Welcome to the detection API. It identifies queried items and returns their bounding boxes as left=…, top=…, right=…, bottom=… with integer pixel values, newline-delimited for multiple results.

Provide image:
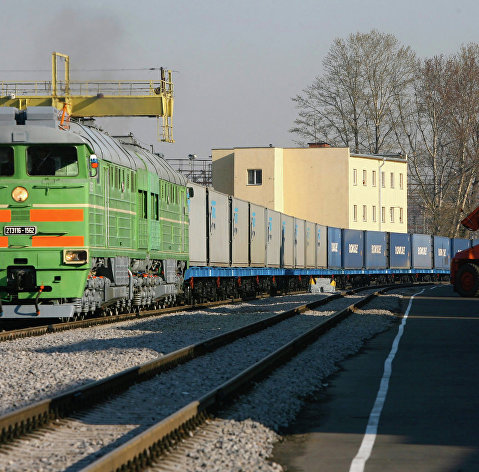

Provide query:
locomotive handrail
left=36, top=231, right=69, bottom=235
left=32, top=184, right=85, bottom=189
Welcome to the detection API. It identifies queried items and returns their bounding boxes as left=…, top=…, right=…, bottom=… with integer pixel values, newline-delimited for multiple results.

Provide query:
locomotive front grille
left=10, top=209, right=30, bottom=221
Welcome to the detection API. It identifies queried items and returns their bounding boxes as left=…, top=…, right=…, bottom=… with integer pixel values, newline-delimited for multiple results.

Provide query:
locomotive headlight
left=12, top=186, right=29, bottom=202
left=63, top=249, right=88, bottom=264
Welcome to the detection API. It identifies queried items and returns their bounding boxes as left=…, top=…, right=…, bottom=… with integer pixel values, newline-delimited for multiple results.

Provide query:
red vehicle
left=451, top=206, right=479, bottom=296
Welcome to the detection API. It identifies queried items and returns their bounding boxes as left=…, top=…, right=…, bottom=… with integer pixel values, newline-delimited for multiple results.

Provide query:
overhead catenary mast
left=0, top=52, right=174, bottom=142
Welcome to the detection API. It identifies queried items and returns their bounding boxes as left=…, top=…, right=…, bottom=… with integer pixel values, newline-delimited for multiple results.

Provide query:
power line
left=0, top=67, right=179, bottom=72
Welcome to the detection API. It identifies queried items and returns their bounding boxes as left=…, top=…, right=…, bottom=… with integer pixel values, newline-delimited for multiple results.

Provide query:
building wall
left=349, top=155, right=408, bottom=232
left=212, top=146, right=408, bottom=233
left=282, top=147, right=350, bottom=228
left=211, top=149, right=234, bottom=195
left=213, top=147, right=284, bottom=211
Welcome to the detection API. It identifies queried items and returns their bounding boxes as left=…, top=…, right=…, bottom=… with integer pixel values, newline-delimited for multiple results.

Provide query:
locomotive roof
left=0, top=106, right=186, bottom=186
left=69, top=122, right=186, bottom=185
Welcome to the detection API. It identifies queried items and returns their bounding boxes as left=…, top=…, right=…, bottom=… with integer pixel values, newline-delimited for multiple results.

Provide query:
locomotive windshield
left=27, top=145, right=78, bottom=176
left=0, top=147, right=14, bottom=176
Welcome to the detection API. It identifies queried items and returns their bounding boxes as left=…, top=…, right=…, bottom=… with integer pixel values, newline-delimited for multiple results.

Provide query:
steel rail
left=0, top=299, right=236, bottom=342
left=81, top=286, right=395, bottom=472
left=0, top=290, right=343, bottom=444
left=0, top=290, right=305, bottom=342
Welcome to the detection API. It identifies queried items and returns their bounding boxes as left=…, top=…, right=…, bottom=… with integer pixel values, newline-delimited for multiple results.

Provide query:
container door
left=231, top=197, right=249, bottom=266
left=280, top=214, right=294, bottom=268
left=342, top=229, right=364, bottom=269
left=365, top=231, right=387, bottom=269
left=316, top=224, right=327, bottom=268
left=389, top=232, right=411, bottom=269
left=305, top=221, right=315, bottom=268
left=327, top=227, right=342, bottom=269
left=294, top=218, right=305, bottom=268
left=208, top=189, right=229, bottom=266
left=266, top=209, right=280, bottom=268
left=452, top=238, right=471, bottom=256
left=250, top=203, right=266, bottom=267
left=411, top=234, right=432, bottom=269
left=188, top=183, right=207, bottom=266
left=433, top=236, right=450, bottom=270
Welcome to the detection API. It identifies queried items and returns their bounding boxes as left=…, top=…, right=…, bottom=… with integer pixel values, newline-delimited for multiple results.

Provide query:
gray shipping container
left=305, top=221, right=316, bottom=268
left=230, top=197, right=249, bottom=266
left=294, top=218, right=306, bottom=268
left=207, top=188, right=229, bottom=267
left=316, top=224, right=328, bottom=268
left=250, top=203, right=266, bottom=267
left=188, top=183, right=207, bottom=266
left=281, top=213, right=294, bottom=268
left=266, top=209, right=281, bottom=267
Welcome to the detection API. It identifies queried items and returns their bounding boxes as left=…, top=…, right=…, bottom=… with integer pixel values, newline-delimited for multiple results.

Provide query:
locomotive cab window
left=0, top=147, right=14, bottom=176
left=27, top=146, right=78, bottom=176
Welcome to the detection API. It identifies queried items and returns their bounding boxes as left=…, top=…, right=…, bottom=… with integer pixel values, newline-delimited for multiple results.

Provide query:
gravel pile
left=0, top=287, right=424, bottom=471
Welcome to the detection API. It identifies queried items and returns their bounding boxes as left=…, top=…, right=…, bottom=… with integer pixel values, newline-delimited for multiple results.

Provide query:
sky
left=1, top=0, right=478, bottom=160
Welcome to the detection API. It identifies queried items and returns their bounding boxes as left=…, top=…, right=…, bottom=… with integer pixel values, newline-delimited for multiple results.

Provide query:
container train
left=185, top=182, right=469, bottom=300
left=0, top=106, right=472, bottom=319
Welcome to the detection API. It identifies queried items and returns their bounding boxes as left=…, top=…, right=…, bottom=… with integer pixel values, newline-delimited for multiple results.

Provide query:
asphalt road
left=273, top=285, right=479, bottom=472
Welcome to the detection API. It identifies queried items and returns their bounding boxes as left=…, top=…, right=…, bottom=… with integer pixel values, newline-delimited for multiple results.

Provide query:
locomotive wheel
left=455, top=263, right=479, bottom=297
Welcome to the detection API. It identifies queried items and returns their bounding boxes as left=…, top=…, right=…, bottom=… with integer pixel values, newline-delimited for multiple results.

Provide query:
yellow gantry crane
left=0, top=52, right=174, bottom=142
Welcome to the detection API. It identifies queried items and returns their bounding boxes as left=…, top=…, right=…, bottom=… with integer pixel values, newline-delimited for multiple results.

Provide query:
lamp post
left=188, top=154, right=197, bottom=181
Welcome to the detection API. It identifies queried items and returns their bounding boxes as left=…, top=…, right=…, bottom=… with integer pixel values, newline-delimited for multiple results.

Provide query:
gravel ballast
left=0, top=287, right=429, bottom=471
left=0, top=293, right=323, bottom=416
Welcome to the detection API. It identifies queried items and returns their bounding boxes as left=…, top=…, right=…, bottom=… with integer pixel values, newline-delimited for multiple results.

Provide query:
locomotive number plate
left=4, top=226, right=37, bottom=235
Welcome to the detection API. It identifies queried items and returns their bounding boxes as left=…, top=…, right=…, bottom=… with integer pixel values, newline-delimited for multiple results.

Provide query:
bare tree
left=394, top=44, right=479, bottom=236
left=291, top=30, right=416, bottom=154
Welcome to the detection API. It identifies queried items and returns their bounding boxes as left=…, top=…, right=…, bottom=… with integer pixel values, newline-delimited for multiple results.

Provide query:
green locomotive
left=0, top=106, right=190, bottom=319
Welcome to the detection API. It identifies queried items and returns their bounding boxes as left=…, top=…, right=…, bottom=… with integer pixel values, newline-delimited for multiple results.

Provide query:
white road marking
left=349, top=287, right=427, bottom=472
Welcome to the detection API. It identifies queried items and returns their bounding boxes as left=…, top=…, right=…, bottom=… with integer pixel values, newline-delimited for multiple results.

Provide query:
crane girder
left=0, top=52, right=174, bottom=142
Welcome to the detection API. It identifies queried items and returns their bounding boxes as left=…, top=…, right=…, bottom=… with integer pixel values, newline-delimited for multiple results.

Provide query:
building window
left=390, top=207, right=395, bottom=222
left=381, top=171, right=385, bottom=188
left=381, top=206, right=386, bottom=223
left=353, top=169, right=357, bottom=186
left=363, top=170, right=367, bottom=186
left=399, top=207, right=403, bottom=223
left=372, top=170, right=377, bottom=187
left=353, top=205, right=357, bottom=222
left=363, top=205, right=367, bottom=221
left=400, top=173, right=404, bottom=189
left=390, top=172, right=395, bottom=188
left=372, top=205, right=377, bottom=222
left=247, top=169, right=262, bottom=185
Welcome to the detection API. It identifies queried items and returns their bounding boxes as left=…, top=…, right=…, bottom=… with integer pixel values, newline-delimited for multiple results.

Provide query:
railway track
left=0, top=290, right=305, bottom=342
left=0, top=283, right=431, bottom=471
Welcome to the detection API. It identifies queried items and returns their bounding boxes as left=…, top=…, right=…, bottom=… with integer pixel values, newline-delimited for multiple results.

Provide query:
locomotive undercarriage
left=73, top=256, right=186, bottom=318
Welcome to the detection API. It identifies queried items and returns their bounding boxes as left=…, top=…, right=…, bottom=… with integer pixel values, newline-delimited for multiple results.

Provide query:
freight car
left=184, top=183, right=457, bottom=300
left=0, top=106, right=467, bottom=319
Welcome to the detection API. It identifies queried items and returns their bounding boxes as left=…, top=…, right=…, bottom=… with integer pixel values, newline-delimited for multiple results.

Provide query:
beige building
left=212, top=144, right=408, bottom=232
